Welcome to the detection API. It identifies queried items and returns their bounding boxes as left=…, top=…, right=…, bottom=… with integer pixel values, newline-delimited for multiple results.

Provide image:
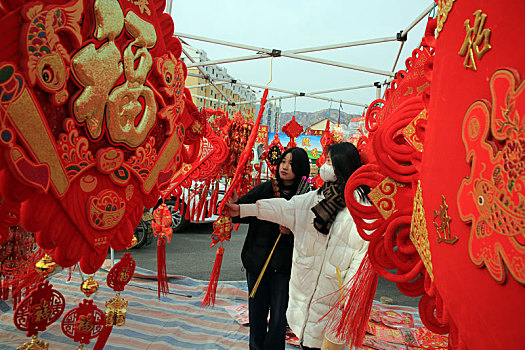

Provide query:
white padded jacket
left=241, top=190, right=368, bottom=348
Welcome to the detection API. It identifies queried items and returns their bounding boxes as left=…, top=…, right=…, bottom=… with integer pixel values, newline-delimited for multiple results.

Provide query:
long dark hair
left=325, top=142, right=368, bottom=201
left=275, top=147, right=310, bottom=194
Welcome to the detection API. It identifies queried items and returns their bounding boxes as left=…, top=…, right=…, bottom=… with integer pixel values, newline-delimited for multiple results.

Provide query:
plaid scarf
left=311, top=183, right=346, bottom=235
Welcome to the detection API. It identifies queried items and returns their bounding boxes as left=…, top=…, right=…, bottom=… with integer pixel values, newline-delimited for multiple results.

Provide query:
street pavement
left=110, top=221, right=419, bottom=307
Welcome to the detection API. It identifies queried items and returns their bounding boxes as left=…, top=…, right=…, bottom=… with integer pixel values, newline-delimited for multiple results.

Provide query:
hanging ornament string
left=294, top=95, right=297, bottom=117
left=202, top=59, right=272, bottom=308
left=217, top=57, right=272, bottom=214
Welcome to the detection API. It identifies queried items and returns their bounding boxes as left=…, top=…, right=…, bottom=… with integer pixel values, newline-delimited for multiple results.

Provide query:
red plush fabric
left=422, top=1, right=525, bottom=348
left=0, top=0, right=202, bottom=275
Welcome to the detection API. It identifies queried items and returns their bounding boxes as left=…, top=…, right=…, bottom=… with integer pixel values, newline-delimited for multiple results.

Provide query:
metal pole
left=177, top=32, right=394, bottom=77
left=165, top=0, right=173, bottom=15
left=309, top=83, right=376, bottom=95
left=186, top=81, right=229, bottom=89
left=184, top=54, right=268, bottom=68
left=175, top=32, right=274, bottom=55
left=391, top=41, right=406, bottom=72
left=402, top=3, right=435, bottom=36
left=282, top=52, right=394, bottom=77
left=191, top=94, right=230, bottom=105
left=187, top=72, right=368, bottom=107
left=286, top=36, right=398, bottom=55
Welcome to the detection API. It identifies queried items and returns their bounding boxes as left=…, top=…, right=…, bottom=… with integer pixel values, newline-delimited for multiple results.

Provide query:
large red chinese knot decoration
left=282, top=115, right=303, bottom=148
left=344, top=17, right=438, bottom=348
left=0, top=0, right=203, bottom=274
left=161, top=108, right=229, bottom=224
left=346, top=1, right=525, bottom=348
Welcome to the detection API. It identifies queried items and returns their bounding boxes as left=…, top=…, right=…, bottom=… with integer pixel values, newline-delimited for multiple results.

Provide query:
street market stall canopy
left=167, top=1, right=436, bottom=111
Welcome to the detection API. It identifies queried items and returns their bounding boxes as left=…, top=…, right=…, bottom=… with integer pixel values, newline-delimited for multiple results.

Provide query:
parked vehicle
left=168, top=181, right=226, bottom=233
left=132, top=181, right=227, bottom=246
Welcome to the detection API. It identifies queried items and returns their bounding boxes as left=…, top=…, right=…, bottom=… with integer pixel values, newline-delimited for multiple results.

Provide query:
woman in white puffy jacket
left=227, top=142, right=369, bottom=350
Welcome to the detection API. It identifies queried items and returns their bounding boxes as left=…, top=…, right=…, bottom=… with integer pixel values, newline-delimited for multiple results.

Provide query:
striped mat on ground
left=0, top=264, right=269, bottom=350
left=0, top=264, right=429, bottom=349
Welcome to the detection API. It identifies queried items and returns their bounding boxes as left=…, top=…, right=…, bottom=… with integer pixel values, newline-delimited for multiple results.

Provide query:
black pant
left=246, top=270, right=290, bottom=350
left=301, top=347, right=321, bottom=350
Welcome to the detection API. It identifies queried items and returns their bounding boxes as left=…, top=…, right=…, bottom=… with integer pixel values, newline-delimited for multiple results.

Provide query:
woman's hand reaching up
left=224, top=191, right=240, bottom=217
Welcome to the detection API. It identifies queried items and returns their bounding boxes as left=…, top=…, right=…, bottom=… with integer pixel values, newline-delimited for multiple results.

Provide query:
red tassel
left=180, top=191, right=186, bottom=216
left=201, top=246, right=225, bottom=308
left=174, top=193, right=180, bottom=212
left=321, top=253, right=378, bottom=348
left=1, top=279, right=8, bottom=300
left=210, top=183, right=219, bottom=216
left=157, top=236, right=169, bottom=298
left=93, top=326, right=112, bottom=350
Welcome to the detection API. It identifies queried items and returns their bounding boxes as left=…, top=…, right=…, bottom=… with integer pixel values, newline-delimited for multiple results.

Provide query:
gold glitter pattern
left=369, top=177, right=405, bottom=220
left=436, top=0, right=457, bottom=38
left=403, top=109, right=427, bottom=152
left=410, top=181, right=434, bottom=280
left=433, top=195, right=458, bottom=244
left=458, top=10, right=492, bottom=71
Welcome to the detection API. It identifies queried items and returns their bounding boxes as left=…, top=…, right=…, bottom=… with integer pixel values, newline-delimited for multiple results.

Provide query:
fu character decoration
left=0, top=0, right=208, bottom=281
left=13, top=280, right=65, bottom=350
left=61, top=299, right=106, bottom=350
left=93, top=253, right=136, bottom=349
left=200, top=215, right=233, bottom=307
left=151, top=204, right=173, bottom=298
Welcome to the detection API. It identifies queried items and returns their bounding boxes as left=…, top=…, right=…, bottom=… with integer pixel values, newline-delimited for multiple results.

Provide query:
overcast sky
left=169, top=1, right=435, bottom=114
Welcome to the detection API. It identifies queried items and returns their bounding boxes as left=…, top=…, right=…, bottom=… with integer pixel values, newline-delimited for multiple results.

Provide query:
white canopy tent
left=165, top=1, right=435, bottom=111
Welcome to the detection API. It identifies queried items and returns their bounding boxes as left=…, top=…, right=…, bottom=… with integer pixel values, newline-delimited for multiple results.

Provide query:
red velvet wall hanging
left=419, top=1, right=525, bottom=348
left=0, top=0, right=203, bottom=275
left=345, top=16, right=442, bottom=347
left=347, top=1, right=525, bottom=349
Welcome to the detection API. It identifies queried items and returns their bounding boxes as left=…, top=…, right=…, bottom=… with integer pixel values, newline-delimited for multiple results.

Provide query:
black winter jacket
left=234, top=181, right=294, bottom=275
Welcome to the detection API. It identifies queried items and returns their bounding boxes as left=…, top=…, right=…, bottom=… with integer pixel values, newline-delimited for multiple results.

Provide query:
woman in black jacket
left=235, top=147, right=310, bottom=350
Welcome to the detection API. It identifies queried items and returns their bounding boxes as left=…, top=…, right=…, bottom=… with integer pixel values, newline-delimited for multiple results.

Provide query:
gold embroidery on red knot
left=433, top=195, right=458, bottom=244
